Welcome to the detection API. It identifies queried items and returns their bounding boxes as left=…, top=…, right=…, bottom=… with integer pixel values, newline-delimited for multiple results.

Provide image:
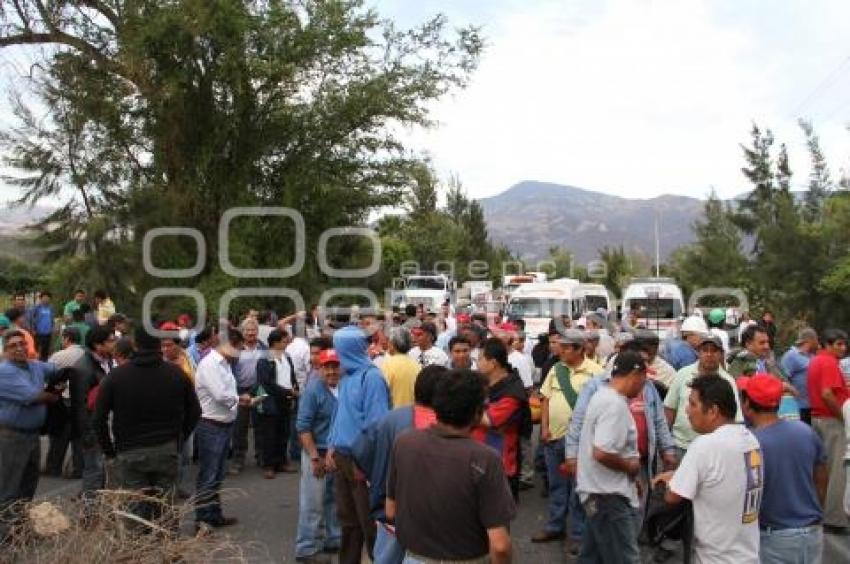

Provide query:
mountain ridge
left=478, top=180, right=705, bottom=263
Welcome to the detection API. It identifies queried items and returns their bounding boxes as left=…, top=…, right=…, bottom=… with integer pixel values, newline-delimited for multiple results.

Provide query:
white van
left=506, top=282, right=582, bottom=337
left=621, top=278, right=685, bottom=338
left=576, top=283, right=612, bottom=314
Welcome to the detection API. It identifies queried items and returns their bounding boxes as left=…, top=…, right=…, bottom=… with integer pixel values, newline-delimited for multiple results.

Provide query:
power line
left=820, top=95, right=850, bottom=123
left=791, top=55, right=850, bottom=118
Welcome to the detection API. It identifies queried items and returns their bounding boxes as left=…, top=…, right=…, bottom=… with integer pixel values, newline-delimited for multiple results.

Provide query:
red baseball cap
left=159, top=321, right=180, bottom=332
left=319, top=349, right=340, bottom=366
left=456, top=313, right=471, bottom=323
left=736, top=373, right=783, bottom=408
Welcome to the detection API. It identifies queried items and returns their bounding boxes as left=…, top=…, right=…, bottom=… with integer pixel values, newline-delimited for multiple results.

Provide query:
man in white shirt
left=655, top=375, right=763, bottom=564
left=575, top=350, right=647, bottom=563
left=408, top=322, right=449, bottom=368
left=194, top=329, right=251, bottom=532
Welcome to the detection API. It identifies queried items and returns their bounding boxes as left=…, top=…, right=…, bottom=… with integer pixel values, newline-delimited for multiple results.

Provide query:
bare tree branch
left=77, top=0, right=120, bottom=30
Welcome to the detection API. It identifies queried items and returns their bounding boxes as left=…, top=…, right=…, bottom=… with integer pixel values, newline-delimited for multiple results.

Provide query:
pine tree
left=799, top=119, right=833, bottom=223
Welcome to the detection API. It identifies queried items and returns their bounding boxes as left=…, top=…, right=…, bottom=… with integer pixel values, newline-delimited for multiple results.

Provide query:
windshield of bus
left=507, top=298, right=571, bottom=318
left=406, top=277, right=447, bottom=291
left=628, top=298, right=681, bottom=320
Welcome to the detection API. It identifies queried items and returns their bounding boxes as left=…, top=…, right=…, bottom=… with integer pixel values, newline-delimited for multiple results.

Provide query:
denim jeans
left=543, top=439, right=584, bottom=537
left=374, top=522, right=405, bottom=564
left=578, top=494, right=640, bottom=564
left=760, top=525, right=823, bottom=564
left=295, top=450, right=340, bottom=558
left=0, top=428, right=40, bottom=513
left=231, top=404, right=251, bottom=469
left=402, top=552, right=488, bottom=564
left=288, top=399, right=301, bottom=462
left=177, top=432, right=194, bottom=495
left=81, top=445, right=105, bottom=501
left=195, top=419, right=233, bottom=524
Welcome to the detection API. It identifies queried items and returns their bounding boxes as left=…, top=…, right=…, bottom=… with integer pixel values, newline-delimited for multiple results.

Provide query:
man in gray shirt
left=575, top=350, right=646, bottom=564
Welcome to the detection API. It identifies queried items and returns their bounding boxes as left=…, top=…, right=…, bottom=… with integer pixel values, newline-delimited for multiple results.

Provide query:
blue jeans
left=195, top=419, right=233, bottom=524
left=81, top=445, right=104, bottom=500
left=578, top=494, right=640, bottom=564
left=289, top=402, right=302, bottom=462
left=177, top=432, right=193, bottom=495
left=543, top=439, right=585, bottom=537
left=374, top=522, right=405, bottom=564
left=760, top=525, right=823, bottom=564
left=295, top=450, right=340, bottom=558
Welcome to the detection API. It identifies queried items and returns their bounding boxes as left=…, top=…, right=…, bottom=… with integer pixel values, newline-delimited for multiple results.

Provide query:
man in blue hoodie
left=325, top=326, right=391, bottom=564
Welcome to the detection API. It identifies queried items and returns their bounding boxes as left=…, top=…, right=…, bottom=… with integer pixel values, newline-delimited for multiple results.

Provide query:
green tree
left=799, top=119, right=833, bottom=223
left=0, top=0, right=482, bottom=310
left=597, top=245, right=634, bottom=295
left=667, top=191, right=748, bottom=298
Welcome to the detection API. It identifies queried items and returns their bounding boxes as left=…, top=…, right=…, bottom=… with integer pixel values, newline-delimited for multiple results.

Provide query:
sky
left=374, top=0, right=850, bottom=200
left=2, top=0, right=850, bottom=203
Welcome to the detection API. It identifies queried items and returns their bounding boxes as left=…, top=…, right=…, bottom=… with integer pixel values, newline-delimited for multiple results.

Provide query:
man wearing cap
left=194, top=329, right=252, bottom=532
left=564, top=338, right=676, bottom=556
left=407, top=321, right=449, bottom=368
left=295, top=349, right=341, bottom=563
left=574, top=350, right=648, bottom=562
left=654, top=376, right=763, bottom=564
left=738, top=373, right=827, bottom=563
left=664, top=334, right=743, bottom=458
left=532, top=329, right=600, bottom=545
left=662, top=315, right=707, bottom=371
left=781, top=328, right=819, bottom=425
left=381, top=327, right=422, bottom=408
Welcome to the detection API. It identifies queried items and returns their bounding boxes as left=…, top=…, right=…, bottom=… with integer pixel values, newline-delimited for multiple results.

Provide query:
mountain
left=0, top=204, right=53, bottom=236
left=478, top=181, right=704, bottom=264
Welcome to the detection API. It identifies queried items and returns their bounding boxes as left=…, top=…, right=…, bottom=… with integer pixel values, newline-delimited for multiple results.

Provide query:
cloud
left=397, top=0, right=850, bottom=199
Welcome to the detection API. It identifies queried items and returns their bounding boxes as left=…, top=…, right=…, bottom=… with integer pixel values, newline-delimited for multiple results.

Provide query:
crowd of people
left=2, top=292, right=850, bottom=563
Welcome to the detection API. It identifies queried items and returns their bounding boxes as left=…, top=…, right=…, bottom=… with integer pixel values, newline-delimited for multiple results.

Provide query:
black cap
left=612, top=350, right=647, bottom=376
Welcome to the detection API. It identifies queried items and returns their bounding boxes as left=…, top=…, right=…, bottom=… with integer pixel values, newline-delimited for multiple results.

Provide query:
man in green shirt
left=63, top=289, right=87, bottom=323
left=663, top=335, right=742, bottom=459
left=67, top=308, right=91, bottom=348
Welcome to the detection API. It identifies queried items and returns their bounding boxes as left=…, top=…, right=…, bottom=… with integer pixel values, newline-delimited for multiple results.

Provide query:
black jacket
left=93, top=350, right=201, bottom=457
left=70, top=350, right=110, bottom=447
left=254, top=354, right=298, bottom=417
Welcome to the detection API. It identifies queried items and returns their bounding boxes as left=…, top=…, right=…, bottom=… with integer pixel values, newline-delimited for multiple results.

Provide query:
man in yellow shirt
left=532, top=329, right=602, bottom=544
left=380, top=327, right=421, bottom=408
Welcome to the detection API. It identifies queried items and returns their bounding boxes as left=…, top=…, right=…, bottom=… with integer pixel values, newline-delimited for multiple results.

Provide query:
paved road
left=34, top=439, right=677, bottom=563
